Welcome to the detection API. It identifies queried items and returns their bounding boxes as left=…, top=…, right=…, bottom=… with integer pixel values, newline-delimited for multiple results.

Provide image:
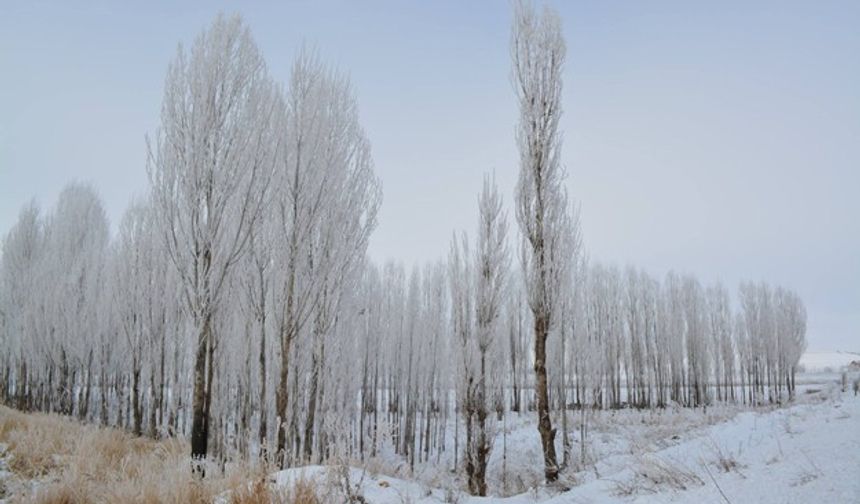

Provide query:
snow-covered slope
left=542, top=388, right=860, bottom=503
left=263, top=386, right=860, bottom=503
left=799, top=350, right=860, bottom=372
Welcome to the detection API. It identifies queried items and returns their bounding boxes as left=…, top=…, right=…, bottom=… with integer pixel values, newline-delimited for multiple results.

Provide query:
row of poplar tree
left=0, top=3, right=806, bottom=496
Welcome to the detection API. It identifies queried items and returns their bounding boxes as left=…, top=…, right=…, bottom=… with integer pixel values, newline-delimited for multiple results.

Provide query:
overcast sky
left=1, top=1, right=857, bottom=350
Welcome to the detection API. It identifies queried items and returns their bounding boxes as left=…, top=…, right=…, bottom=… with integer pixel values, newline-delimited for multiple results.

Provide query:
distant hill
left=799, top=350, right=860, bottom=372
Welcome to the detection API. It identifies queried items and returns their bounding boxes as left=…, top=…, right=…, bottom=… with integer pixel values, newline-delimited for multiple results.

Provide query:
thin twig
left=702, top=460, right=732, bottom=504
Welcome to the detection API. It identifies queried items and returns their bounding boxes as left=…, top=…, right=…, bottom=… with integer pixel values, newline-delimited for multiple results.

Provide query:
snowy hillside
left=220, top=382, right=860, bottom=504
left=799, top=350, right=860, bottom=372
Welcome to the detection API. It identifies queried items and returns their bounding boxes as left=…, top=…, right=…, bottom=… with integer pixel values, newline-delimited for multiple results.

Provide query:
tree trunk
left=156, top=325, right=166, bottom=438
left=98, top=365, right=108, bottom=426
left=204, top=321, right=216, bottom=444
left=258, top=312, right=268, bottom=456
left=132, top=359, right=142, bottom=436
left=275, top=321, right=295, bottom=467
left=16, top=359, right=27, bottom=411
left=473, top=353, right=490, bottom=496
left=534, top=314, right=559, bottom=482
left=149, top=366, right=158, bottom=437
left=80, top=349, right=93, bottom=421
left=303, top=331, right=323, bottom=463
left=190, top=314, right=211, bottom=465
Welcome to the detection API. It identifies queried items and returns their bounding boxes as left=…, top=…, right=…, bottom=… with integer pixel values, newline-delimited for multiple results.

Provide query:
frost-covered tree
left=451, top=175, right=509, bottom=496
left=448, top=233, right=475, bottom=476
left=110, top=198, right=173, bottom=437
left=511, top=0, right=569, bottom=482
left=778, top=288, right=807, bottom=399
left=0, top=201, right=44, bottom=410
left=270, top=49, right=381, bottom=466
left=706, top=283, right=734, bottom=402
left=112, top=201, right=151, bottom=435
left=238, top=216, right=276, bottom=455
left=43, top=184, right=109, bottom=417
left=147, top=14, right=279, bottom=462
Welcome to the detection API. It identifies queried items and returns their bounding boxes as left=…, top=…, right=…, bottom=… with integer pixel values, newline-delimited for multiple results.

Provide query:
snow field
left=247, top=374, right=859, bottom=503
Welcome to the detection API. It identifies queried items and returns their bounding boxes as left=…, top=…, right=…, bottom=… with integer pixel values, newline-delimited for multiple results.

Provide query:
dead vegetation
left=706, top=438, right=745, bottom=475
left=612, top=454, right=704, bottom=496
left=0, top=405, right=324, bottom=504
left=229, top=475, right=322, bottom=504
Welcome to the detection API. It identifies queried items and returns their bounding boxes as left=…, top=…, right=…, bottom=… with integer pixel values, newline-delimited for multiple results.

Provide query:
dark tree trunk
left=258, top=310, right=268, bottom=455
left=132, top=360, right=142, bottom=436
left=80, top=349, right=93, bottom=421
left=149, top=366, right=158, bottom=438
left=204, top=321, right=216, bottom=443
left=275, top=321, right=295, bottom=467
left=17, top=359, right=28, bottom=411
left=474, top=354, right=491, bottom=496
left=155, top=325, right=166, bottom=438
left=99, top=365, right=108, bottom=426
left=303, top=332, right=323, bottom=463
left=116, top=374, right=124, bottom=428
left=534, top=314, right=558, bottom=482
left=190, top=314, right=211, bottom=465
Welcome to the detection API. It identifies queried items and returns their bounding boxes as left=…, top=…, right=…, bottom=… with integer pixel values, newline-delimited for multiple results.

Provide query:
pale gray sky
left=1, top=1, right=858, bottom=350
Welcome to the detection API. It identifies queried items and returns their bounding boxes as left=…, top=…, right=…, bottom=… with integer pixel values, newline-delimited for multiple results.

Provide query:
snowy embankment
left=3, top=368, right=857, bottom=503
left=799, top=350, right=860, bottom=373
left=552, top=388, right=860, bottom=503
left=256, top=382, right=860, bottom=503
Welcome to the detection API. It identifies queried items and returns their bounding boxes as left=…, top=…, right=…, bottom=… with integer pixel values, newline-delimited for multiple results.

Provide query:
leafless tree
left=511, top=0, right=568, bottom=482
left=147, top=14, right=279, bottom=463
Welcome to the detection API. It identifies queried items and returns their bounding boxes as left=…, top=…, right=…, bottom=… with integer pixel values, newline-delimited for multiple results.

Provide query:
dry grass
left=0, top=405, right=324, bottom=504
left=229, top=474, right=323, bottom=504
left=230, top=477, right=275, bottom=504
left=31, top=483, right=84, bottom=504
left=612, top=454, right=704, bottom=496
left=230, top=477, right=286, bottom=504
left=289, top=478, right=323, bottom=504
left=2, top=407, right=77, bottom=478
left=706, top=438, right=745, bottom=475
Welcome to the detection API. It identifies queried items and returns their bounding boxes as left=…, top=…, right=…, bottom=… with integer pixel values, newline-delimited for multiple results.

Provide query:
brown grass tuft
left=0, top=405, right=272, bottom=503
left=613, top=454, right=704, bottom=496
left=228, top=474, right=323, bottom=504
left=5, top=413, right=75, bottom=478
left=32, top=482, right=87, bottom=504
left=230, top=477, right=274, bottom=504
left=0, top=405, right=332, bottom=503
left=290, top=478, right=322, bottom=504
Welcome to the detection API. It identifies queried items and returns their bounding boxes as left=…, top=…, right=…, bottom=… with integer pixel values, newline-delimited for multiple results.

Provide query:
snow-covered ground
left=255, top=373, right=860, bottom=503
left=3, top=366, right=858, bottom=503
